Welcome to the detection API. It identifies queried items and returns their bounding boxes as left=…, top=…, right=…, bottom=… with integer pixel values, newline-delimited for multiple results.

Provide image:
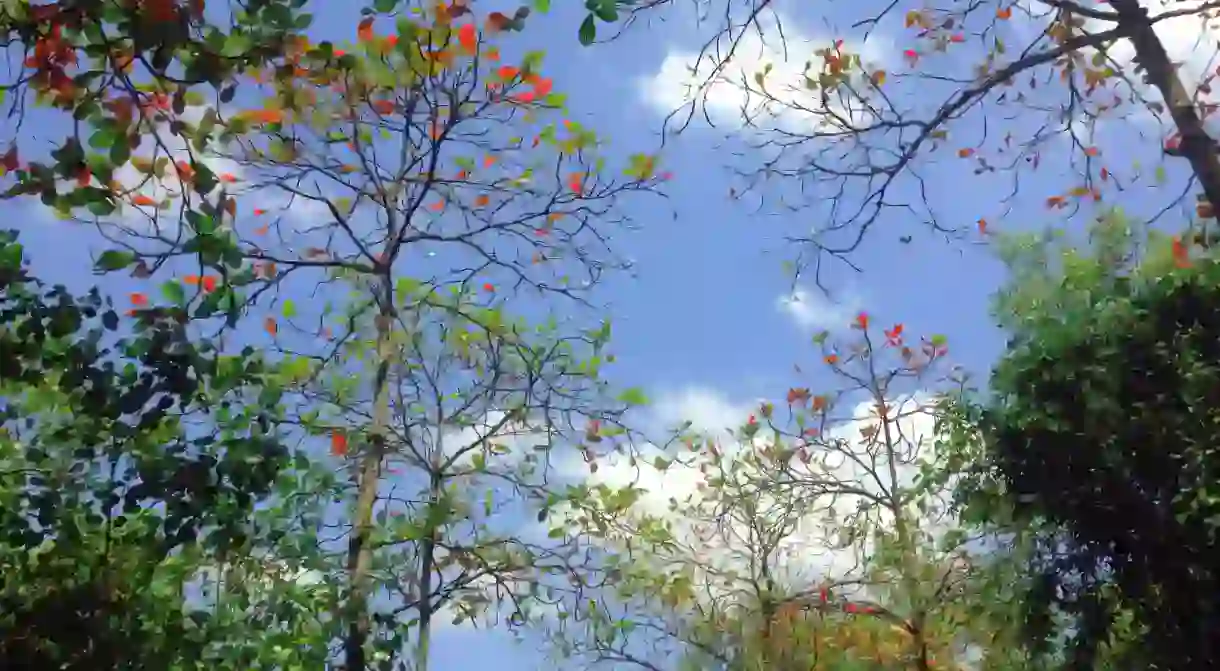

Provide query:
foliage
left=18, top=3, right=666, bottom=669
left=541, top=312, right=1040, bottom=670
left=0, top=228, right=309, bottom=669
left=0, top=0, right=314, bottom=213
left=952, top=211, right=1220, bottom=668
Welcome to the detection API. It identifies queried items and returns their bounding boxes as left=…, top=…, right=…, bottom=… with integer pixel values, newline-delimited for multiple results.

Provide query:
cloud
left=777, top=287, right=864, bottom=332
left=639, top=12, right=890, bottom=134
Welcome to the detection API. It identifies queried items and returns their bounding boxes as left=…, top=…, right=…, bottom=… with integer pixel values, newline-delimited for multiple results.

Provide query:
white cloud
left=777, top=287, right=864, bottom=332
left=639, top=12, right=890, bottom=133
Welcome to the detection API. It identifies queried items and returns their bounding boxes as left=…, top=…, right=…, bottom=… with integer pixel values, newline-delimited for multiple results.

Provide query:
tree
left=0, top=228, right=307, bottom=669
left=944, top=212, right=1220, bottom=669
left=0, top=0, right=312, bottom=215
left=543, top=312, right=1027, bottom=670
left=590, top=0, right=1220, bottom=282
left=44, top=3, right=665, bottom=669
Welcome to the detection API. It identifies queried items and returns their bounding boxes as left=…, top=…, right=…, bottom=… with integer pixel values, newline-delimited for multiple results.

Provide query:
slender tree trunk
left=1109, top=0, right=1220, bottom=207
left=876, top=396, right=932, bottom=671
left=343, top=284, right=394, bottom=671
left=412, top=469, right=442, bottom=671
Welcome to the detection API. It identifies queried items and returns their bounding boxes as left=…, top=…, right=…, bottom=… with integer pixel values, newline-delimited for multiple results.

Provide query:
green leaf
left=88, top=130, right=115, bottom=149
left=617, top=387, right=649, bottom=406
left=109, top=137, right=131, bottom=166
left=578, top=14, right=597, bottom=46
left=221, top=33, right=253, bottom=57
left=95, top=250, right=136, bottom=272
left=533, top=0, right=551, bottom=11
left=282, top=299, right=297, bottom=318
left=374, top=0, right=397, bottom=12
left=161, top=280, right=186, bottom=306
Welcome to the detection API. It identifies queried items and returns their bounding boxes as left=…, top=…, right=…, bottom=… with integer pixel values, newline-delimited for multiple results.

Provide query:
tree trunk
left=413, top=468, right=441, bottom=671
left=343, top=286, right=394, bottom=671
left=1110, top=0, right=1220, bottom=207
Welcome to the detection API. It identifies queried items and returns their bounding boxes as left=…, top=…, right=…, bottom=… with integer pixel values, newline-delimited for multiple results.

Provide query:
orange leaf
left=824, top=354, right=839, bottom=365
left=1069, top=186, right=1091, bottom=197
left=130, top=292, right=148, bottom=306
left=372, top=99, right=395, bottom=115
left=497, top=65, right=520, bottom=80
left=358, top=17, right=375, bottom=42
left=997, top=7, right=1012, bottom=19
left=331, top=432, right=349, bottom=456
left=482, top=155, right=496, bottom=168
left=855, top=312, right=869, bottom=329
left=1084, top=146, right=1099, bottom=157
left=265, top=316, right=278, bottom=336
left=977, top=218, right=987, bottom=233
left=254, top=224, right=270, bottom=236
left=1045, top=195, right=1066, bottom=208
left=132, top=194, right=158, bottom=206
left=219, top=173, right=238, bottom=183
left=475, top=194, right=490, bottom=207
left=870, top=70, right=887, bottom=86
left=429, top=200, right=445, bottom=212
left=546, top=212, right=563, bottom=223
left=1100, top=167, right=1110, bottom=181
left=532, top=77, right=553, bottom=97
left=957, top=148, right=974, bottom=158
left=184, top=274, right=201, bottom=286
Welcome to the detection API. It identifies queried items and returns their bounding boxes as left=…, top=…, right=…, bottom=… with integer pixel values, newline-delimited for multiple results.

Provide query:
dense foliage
left=952, top=218, right=1220, bottom=669
left=0, top=229, right=304, bottom=669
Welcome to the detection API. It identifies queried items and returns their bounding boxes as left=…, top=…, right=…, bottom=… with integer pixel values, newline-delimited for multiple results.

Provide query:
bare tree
left=611, top=0, right=1220, bottom=286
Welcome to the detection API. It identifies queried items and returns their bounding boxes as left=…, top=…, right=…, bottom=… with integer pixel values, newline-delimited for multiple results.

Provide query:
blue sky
left=9, top=0, right=1217, bottom=667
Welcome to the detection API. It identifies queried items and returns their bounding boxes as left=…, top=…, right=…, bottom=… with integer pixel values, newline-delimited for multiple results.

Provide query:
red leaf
left=1173, top=236, right=1191, bottom=268
left=331, top=432, right=348, bottom=456
left=458, top=23, right=477, bottom=54
left=2, top=146, right=20, bottom=171
left=357, top=17, right=375, bottom=42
